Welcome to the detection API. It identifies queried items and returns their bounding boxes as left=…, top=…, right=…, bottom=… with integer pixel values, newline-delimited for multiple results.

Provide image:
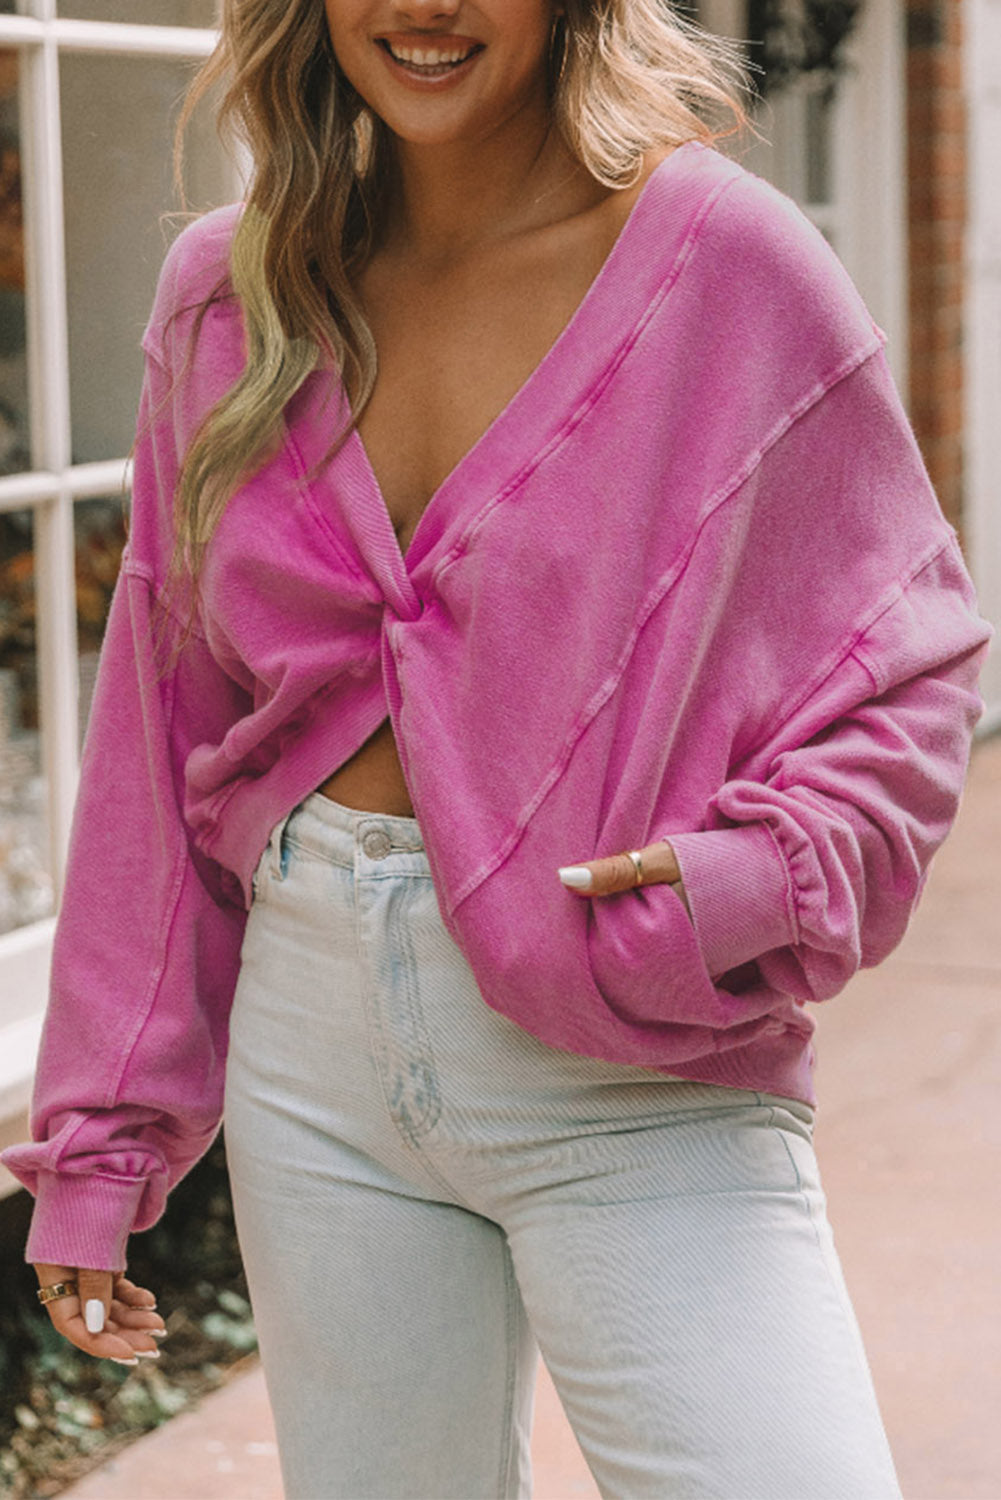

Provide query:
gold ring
left=626, top=849, right=644, bottom=887
left=37, top=1280, right=78, bottom=1306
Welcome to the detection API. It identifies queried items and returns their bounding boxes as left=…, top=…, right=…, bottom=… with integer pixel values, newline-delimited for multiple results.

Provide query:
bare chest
left=353, top=231, right=620, bottom=557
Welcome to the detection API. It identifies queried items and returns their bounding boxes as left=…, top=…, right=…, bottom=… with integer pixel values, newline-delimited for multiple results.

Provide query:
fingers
left=34, top=1263, right=165, bottom=1364
left=77, top=1266, right=114, bottom=1338
left=113, top=1273, right=158, bottom=1312
left=558, top=839, right=683, bottom=896
left=110, top=1276, right=167, bottom=1345
left=44, top=1268, right=138, bottom=1363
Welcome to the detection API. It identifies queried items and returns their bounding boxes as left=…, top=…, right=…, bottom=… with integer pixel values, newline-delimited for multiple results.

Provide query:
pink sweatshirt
left=3, top=141, right=991, bottom=1271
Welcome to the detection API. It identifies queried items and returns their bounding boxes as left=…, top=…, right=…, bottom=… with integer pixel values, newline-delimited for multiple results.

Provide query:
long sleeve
left=534, top=345, right=993, bottom=1082
left=1, top=351, right=254, bottom=1271
left=665, top=533, right=989, bottom=999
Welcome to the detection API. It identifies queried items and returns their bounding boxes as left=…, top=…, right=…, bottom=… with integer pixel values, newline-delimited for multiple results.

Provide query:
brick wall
left=906, top=0, right=966, bottom=532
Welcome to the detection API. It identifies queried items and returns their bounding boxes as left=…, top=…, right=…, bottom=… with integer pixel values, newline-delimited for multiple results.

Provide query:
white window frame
left=0, top=5, right=227, bottom=1193
left=729, top=0, right=909, bottom=393
left=964, top=0, right=1001, bottom=733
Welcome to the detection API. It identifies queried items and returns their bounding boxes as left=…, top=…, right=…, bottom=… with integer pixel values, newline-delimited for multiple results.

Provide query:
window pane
left=805, top=88, right=834, bottom=206
left=0, top=48, right=29, bottom=478
left=57, top=1, right=217, bottom=24
left=62, top=52, right=232, bottom=464
left=75, top=494, right=126, bottom=744
left=0, top=508, right=54, bottom=935
left=0, top=497, right=128, bottom=933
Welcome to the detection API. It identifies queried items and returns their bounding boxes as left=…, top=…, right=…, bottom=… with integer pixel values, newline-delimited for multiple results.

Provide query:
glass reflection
left=0, top=47, right=29, bottom=477
left=57, top=1, right=216, bottom=24
left=805, top=87, right=833, bottom=207
left=62, top=51, right=231, bottom=464
left=0, top=508, right=53, bottom=934
left=75, top=493, right=126, bottom=744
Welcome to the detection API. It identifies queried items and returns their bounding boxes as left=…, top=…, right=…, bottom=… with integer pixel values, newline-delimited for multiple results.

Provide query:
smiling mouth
left=377, top=38, right=483, bottom=77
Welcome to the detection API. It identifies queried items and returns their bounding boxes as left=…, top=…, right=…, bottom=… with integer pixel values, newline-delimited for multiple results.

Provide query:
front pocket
left=250, top=844, right=269, bottom=904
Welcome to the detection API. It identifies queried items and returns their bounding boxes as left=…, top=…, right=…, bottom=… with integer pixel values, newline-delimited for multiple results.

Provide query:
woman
left=4, top=1, right=991, bottom=1496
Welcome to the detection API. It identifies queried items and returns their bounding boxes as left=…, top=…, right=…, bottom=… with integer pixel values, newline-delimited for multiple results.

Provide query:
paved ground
left=61, top=736, right=1001, bottom=1500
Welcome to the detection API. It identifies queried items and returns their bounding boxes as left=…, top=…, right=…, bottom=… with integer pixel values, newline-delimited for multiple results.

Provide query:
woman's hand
left=34, top=1262, right=166, bottom=1366
left=558, top=839, right=691, bottom=915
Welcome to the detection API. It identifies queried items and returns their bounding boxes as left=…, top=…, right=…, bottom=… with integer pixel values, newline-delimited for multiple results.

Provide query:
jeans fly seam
left=350, top=862, right=407, bottom=1171
left=389, top=882, right=443, bottom=1141
left=352, top=872, right=463, bottom=1206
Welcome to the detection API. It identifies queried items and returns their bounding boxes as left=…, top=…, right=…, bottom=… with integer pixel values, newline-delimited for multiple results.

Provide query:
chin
left=367, top=101, right=490, bottom=149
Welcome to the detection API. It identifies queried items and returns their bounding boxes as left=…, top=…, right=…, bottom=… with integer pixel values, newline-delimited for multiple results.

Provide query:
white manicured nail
left=558, top=866, right=593, bottom=890
left=84, top=1300, right=105, bottom=1334
left=110, top=1356, right=138, bottom=1366
left=134, top=1349, right=160, bottom=1359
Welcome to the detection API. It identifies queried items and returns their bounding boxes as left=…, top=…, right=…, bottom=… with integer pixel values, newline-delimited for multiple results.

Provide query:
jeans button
left=362, top=828, right=393, bottom=860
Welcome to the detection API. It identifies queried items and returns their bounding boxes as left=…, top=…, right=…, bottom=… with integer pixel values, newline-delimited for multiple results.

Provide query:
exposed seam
left=435, top=253, right=882, bottom=599
left=849, top=532, right=960, bottom=694
left=285, top=420, right=375, bottom=584
left=390, top=884, right=443, bottom=1139
left=444, top=341, right=887, bottom=917
left=122, top=559, right=211, bottom=643
left=769, top=1105, right=848, bottom=1306
left=733, top=531, right=956, bottom=771
left=761, top=820, right=802, bottom=949
left=350, top=871, right=464, bottom=1204
left=430, top=172, right=742, bottom=592
left=497, top=1243, right=522, bottom=1500
left=102, top=584, right=193, bottom=1107
left=198, top=774, right=248, bottom=850
left=105, top=831, right=192, bottom=1109
left=47, top=569, right=219, bottom=1126
left=850, top=647, right=882, bottom=698
left=771, top=1112, right=884, bottom=1415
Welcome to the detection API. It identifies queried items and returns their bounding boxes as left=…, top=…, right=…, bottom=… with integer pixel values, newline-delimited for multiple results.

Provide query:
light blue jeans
left=224, top=793, right=901, bottom=1500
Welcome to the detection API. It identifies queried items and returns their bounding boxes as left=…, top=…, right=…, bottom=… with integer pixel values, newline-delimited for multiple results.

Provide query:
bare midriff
left=316, top=716, right=416, bottom=817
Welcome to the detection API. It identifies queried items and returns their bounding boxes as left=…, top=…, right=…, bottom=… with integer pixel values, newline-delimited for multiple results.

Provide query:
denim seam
left=350, top=869, right=464, bottom=1206
left=497, top=1239, right=521, bottom=1499
left=769, top=1103, right=891, bottom=1447
left=390, top=885, right=443, bottom=1141
left=282, top=832, right=357, bottom=872
left=283, top=836, right=429, bottom=876
left=351, top=869, right=403, bottom=1165
left=767, top=1097, right=845, bottom=1261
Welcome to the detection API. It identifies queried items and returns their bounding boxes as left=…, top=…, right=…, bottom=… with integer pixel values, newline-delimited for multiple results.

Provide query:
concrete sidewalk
left=62, top=736, right=1001, bottom=1500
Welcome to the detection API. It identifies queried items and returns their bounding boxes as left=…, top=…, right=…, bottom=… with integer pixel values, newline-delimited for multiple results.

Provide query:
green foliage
left=745, top=0, right=863, bottom=96
left=0, top=1135, right=257, bottom=1500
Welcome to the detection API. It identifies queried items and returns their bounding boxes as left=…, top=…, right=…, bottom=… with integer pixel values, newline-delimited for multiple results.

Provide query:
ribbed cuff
left=24, top=1170, right=147, bottom=1272
left=665, top=823, right=797, bottom=979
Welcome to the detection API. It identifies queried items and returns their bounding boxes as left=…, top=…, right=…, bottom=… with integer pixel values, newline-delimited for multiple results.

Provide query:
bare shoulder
left=594, top=144, right=680, bottom=234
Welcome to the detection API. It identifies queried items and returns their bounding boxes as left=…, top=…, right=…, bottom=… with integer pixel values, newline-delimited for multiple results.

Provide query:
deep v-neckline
left=351, top=142, right=696, bottom=577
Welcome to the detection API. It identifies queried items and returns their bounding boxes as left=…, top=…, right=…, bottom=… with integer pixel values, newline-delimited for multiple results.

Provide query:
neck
left=380, top=103, right=599, bottom=264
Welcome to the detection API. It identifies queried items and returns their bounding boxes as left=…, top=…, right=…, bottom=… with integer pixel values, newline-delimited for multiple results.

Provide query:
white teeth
left=388, top=43, right=474, bottom=67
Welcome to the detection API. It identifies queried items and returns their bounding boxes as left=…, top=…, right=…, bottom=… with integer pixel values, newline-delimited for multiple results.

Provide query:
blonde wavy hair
left=160, top=0, right=749, bottom=638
